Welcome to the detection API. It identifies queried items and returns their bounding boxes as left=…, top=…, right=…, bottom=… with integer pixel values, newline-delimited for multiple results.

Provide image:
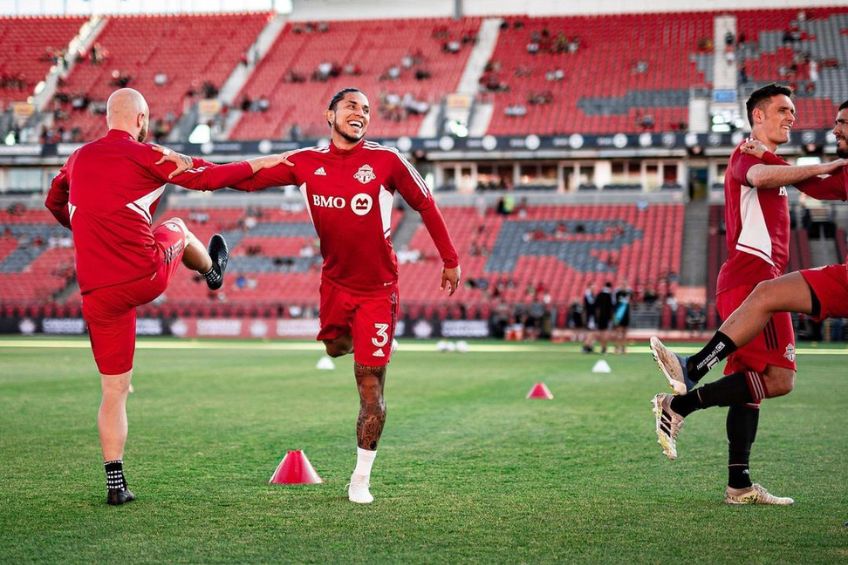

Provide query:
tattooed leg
left=354, top=362, right=386, bottom=450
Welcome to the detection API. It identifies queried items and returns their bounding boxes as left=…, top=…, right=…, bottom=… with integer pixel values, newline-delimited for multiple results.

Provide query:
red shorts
left=716, top=283, right=796, bottom=375
left=82, top=220, right=186, bottom=375
left=317, top=279, right=398, bottom=367
left=800, top=264, right=848, bottom=321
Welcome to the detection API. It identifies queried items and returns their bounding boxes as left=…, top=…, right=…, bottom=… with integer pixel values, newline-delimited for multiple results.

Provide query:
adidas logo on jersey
left=314, top=167, right=327, bottom=176
left=373, top=348, right=385, bottom=358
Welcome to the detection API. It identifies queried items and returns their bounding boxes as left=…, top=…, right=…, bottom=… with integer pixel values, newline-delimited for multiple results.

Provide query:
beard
left=837, top=141, right=848, bottom=159
left=332, top=118, right=363, bottom=143
left=137, top=124, right=147, bottom=142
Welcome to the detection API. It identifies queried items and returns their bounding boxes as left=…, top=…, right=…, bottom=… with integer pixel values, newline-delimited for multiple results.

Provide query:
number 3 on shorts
left=371, top=323, right=389, bottom=347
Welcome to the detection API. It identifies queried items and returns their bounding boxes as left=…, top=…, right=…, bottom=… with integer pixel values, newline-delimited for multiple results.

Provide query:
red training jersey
left=45, top=129, right=255, bottom=293
left=233, top=139, right=459, bottom=293
left=717, top=144, right=846, bottom=295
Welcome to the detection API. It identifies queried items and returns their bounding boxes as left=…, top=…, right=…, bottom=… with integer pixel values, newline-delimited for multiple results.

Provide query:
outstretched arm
left=746, top=159, right=846, bottom=189
left=148, top=145, right=295, bottom=191
left=741, top=140, right=847, bottom=199
left=390, top=150, right=460, bottom=295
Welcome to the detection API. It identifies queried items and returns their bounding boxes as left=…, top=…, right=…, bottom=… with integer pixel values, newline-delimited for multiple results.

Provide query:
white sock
left=353, top=447, right=377, bottom=478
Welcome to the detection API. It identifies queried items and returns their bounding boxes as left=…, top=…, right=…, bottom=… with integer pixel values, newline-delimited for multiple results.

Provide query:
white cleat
left=652, top=393, right=684, bottom=460
left=724, top=483, right=794, bottom=505
left=348, top=474, right=374, bottom=504
left=650, top=336, right=694, bottom=395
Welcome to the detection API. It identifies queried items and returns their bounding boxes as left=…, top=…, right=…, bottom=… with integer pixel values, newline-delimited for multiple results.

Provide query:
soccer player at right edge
left=650, top=93, right=848, bottom=505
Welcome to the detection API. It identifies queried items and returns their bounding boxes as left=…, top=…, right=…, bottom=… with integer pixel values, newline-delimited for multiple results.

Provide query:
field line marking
left=1, top=339, right=847, bottom=355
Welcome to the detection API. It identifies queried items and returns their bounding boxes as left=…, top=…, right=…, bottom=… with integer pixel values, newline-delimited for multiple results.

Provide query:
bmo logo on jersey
left=351, top=193, right=372, bottom=216
left=312, top=194, right=346, bottom=209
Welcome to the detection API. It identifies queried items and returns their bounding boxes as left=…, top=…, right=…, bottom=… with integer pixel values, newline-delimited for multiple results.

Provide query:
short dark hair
left=327, top=87, right=362, bottom=111
left=839, top=100, right=848, bottom=112
left=746, top=83, right=793, bottom=126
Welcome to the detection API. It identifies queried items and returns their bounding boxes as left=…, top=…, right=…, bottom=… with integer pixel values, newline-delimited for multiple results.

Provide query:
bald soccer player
left=45, top=88, right=288, bottom=505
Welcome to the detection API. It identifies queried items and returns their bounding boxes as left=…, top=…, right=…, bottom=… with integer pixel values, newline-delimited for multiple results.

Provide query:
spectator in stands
left=632, top=60, right=648, bottom=75
left=256, top=96, right=270, bottom=112
left=380, top=65, right=401, bottom=81
left=414, top=68, right=432, bottom=81
left=201, top=81, right=218, bottom=99
left=545, top=69, right=564, bottom=82
left=343, top=63, right=362, bottom=76
left=43, top=87, right=291, bottom=506
left=110, top=70, right=132, bottom=88
left=496, top=194, right=515, bottom=215
left=288, top=123, right=302, bottom=141
left=402, top=93, right=429, bottom=115
left=90, top=43, right=107, bottom=65
left=554, top=32, right=569, bottom=53
left=528, top=91, right=553, bottom=105
left=154, top=73, right=168, bottom=86
left=443, top=39, right=461, bottom=54
left=285, top=69, right=307, bottom=83
left=71, top=93, right=90, bottom=111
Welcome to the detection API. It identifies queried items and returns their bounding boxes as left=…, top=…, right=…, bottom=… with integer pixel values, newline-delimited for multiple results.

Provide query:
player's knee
left=324, top=338, right=352, bottom=357
left=750, top=279, right=781, bottom=311
left=763, top=370, right=795, bottom=397
left=100, top=370, right=132, bottom=396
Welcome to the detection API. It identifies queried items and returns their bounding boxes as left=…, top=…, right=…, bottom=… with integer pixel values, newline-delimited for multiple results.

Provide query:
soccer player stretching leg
left=45, top=88, right=289, bottom=505
left=650, top=88, right=847, bottom=505
left=229, top=88, right=461, bottom=503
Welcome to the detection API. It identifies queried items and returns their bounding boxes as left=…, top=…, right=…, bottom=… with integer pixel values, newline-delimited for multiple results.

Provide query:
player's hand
left=441, top=266, right=461, bottom=296
left=151, top=144, right=193, bottom=179
left=263, top=150, right=295, bottom=168
left=247, top=151, right=296, bottom=173
left=740, top=137, right=767, bottom=158
left=822, top=158, right=848, bottom=173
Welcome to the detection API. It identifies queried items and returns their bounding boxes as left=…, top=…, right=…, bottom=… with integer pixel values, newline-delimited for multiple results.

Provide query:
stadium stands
left=0, top=208, right=75, bottom=304
left=485, top=7, right=848, bottom=135
left=229, top=17, right=480, bottom=140
left=400, top=203, right=684, bottom=309
left=51, top=12, right=269, bottom=140
left=0, top=15, right=86, bottom=108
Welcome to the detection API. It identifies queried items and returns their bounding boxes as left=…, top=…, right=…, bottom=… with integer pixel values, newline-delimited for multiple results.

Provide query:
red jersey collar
left=106, top=129, right=137, bottom=142
left=329, top=139, right=365, bottom=156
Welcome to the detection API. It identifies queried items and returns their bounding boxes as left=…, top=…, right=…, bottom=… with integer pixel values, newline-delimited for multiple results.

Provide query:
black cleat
left=107, top=488, right=136, bottom=506
left=205, top=233, right=228, bottom=290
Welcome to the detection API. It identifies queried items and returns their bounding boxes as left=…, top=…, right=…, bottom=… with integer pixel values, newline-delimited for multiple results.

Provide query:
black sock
left=694, top=372, right=753, bottom=408
left=686, top=331, right=738, bottom=382
left=727, top=404, right=759, bottom=489
left=670, top=391, right=701, bottom=417
left=105, top=460, right=127, bottom=491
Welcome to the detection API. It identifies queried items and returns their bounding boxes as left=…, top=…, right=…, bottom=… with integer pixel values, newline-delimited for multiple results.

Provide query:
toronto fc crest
left=783, top=344, right=795, bottom=362
left=354, top=164, right=376, bottom=184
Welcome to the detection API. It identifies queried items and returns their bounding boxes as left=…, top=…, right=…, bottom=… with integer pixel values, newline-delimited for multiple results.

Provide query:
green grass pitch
left=1, top=337, right=846, bottom=563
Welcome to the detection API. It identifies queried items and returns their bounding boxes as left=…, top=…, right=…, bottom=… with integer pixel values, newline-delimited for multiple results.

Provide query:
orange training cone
left=526, top=382, right=554, bottom=400
left=269, top=450, right=323, bottom=484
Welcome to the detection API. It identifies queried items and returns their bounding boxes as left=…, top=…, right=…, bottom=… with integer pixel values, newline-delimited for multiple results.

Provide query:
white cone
left=592, top=359, right=611, bottom=373
left=316, top=355, right=336, bottom=370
